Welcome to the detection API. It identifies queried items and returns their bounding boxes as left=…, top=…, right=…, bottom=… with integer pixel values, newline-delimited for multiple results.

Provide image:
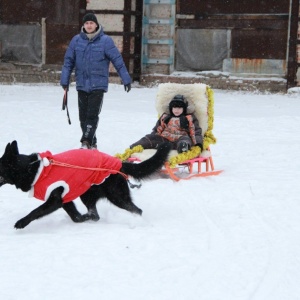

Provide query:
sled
left=163, top=153, right=223, bottom=181
left=116, top=83, right=223, bottom=181
left=128, top=147, right=222, bottom=181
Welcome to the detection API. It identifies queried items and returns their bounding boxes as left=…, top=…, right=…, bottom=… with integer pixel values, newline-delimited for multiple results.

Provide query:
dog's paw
left=82, top=213, right=100, bottom=222
left=70, top=215, right=87, bottom=223
left=14, top=218, right=30, bottom=229
left=90, top=214, right=100, bottom=221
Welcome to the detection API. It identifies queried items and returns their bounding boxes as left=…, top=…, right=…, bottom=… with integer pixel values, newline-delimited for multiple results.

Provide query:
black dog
left=0, top=141, right=170, bottom=229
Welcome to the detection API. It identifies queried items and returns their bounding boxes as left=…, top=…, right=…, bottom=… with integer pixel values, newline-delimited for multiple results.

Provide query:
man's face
left=84, top=21, right=98, bottom=33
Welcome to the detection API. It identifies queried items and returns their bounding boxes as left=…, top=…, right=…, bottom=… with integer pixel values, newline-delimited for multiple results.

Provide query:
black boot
left=178, top=142, right=190, bottom=153
left=80, top=141, right=91, bottom=149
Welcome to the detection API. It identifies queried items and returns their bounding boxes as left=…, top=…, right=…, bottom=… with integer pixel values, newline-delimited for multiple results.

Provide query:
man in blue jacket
left=60, top=13, right=131, bottom=149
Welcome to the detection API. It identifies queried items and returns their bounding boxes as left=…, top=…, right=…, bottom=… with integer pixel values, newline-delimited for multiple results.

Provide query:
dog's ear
left=3, top=143, right=11, bottom=156
left=10, top=140, right=19, bottom=155
left=2, top=143, right=12, bottom=158
left=1, top=141, right=19, bottom=161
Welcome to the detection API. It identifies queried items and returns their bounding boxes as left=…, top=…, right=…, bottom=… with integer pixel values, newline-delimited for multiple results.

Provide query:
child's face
left=172, top=107, right=184, bottom=116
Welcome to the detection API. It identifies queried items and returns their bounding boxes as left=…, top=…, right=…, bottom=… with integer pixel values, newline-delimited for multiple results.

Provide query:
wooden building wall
left=0, top=0, right=298, bottom=86
left=0, top=0, right=86, bottom=64
left=177, top=0, right=290, bottom=63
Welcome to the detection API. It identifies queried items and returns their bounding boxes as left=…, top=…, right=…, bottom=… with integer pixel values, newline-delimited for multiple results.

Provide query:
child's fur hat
left=169, top=94, right=188, bottom=115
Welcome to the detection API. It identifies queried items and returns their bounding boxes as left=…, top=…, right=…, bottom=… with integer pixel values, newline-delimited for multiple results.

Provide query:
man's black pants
left=78, top=89, right=104, bottom=146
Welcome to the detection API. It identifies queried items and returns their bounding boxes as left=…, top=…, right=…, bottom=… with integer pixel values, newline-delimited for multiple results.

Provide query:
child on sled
left=130, top=94, right=203, bottom=153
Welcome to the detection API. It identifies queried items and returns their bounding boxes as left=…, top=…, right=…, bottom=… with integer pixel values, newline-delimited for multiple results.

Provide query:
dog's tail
left=120, top=142, right=171, bottom=180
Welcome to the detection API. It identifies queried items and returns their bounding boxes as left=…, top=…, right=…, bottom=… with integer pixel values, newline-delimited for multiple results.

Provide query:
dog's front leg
left=14, top=187, right=64, bottom=229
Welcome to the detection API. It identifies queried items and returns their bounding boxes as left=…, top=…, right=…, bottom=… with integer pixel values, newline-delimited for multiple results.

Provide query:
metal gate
left=141, top=0, right=176, bottom=75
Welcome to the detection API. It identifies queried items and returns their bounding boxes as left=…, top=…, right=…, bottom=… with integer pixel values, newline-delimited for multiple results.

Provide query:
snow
left=0, top=83, right=300, bottom=300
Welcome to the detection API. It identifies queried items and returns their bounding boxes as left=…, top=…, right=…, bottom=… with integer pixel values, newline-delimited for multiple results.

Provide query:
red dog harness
left=29, top=149, right=122, bottom=203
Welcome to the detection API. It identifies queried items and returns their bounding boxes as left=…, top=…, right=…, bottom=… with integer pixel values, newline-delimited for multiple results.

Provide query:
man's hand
left=124, top=84, right=131, bottom=93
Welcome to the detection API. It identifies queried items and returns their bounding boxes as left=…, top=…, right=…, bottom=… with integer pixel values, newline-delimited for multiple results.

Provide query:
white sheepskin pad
left=156, top=83, right=209, bottom=135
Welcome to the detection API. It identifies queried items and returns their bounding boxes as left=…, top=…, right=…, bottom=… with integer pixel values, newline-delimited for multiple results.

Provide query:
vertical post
left=123, top=0, right=132, bottom=73
left=286, top=0, right=300, bottom=89
left=79, top=0, right=88, bottom=30
left=41, top=18, right=46, bottom=65
left=134, top=0, right=143, bottom=82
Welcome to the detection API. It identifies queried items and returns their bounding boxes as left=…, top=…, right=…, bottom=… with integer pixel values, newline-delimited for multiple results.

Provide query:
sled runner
left=116, top=83, right=223, bottom=181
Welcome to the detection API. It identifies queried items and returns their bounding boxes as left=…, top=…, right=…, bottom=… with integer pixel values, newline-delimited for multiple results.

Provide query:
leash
left=62, top=89, right=71, bottom=125
left=48, top=159, right=141, bottom=189
left=49, top=159, right=128, bottom=179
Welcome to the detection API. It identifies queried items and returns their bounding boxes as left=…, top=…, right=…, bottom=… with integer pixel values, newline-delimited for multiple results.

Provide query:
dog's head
left=0, top=141, right=20, bottom=187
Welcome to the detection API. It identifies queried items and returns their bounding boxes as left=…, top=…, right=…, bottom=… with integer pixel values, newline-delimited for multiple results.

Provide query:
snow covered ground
left=0, top=83, right=300, bottom=300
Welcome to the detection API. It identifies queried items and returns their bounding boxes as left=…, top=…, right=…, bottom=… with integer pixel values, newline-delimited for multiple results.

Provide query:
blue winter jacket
left=60, top=27, right=131, bottom=92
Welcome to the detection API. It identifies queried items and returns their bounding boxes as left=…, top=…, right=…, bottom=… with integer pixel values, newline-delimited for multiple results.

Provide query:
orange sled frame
left=163, top=150, right=223, bottom=181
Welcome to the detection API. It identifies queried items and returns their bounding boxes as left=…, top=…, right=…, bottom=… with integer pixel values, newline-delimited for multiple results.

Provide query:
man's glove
left=62, top=85, right=69, bottom=91
left=124, top=83, right=131, bottom=93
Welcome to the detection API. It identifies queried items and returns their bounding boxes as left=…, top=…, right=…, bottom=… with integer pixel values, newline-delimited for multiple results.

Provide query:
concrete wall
left=0, top=24, right=42, bottom=64
left=176, top=29, right=230, bottom=71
